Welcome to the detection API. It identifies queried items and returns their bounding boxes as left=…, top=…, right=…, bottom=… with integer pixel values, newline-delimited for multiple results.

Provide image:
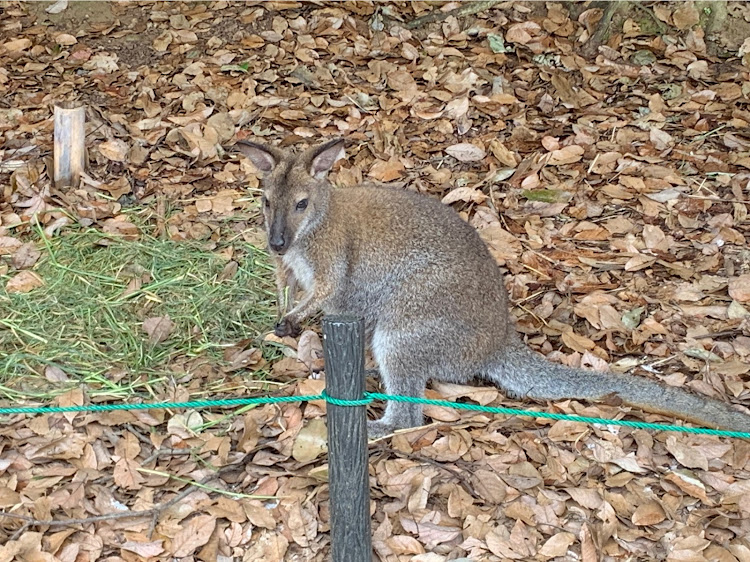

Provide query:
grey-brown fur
left=236, top=138, right=750, bottom=439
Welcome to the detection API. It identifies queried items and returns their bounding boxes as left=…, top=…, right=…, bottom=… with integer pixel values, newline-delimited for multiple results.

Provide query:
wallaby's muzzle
left=268, top=219, right=289, bottom=254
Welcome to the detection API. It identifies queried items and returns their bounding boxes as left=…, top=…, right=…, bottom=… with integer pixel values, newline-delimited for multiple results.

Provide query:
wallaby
left=236, top=138, right=750, bottom=439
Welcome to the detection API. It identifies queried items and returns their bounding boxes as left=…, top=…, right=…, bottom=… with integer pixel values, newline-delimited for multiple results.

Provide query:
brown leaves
left=2, top=2, right=750, bottom=560
left=505, top=21, right=544, bottom=49
left=441, top=186, right=487, bottom=205
left=297, top=330, right=324, bottom=372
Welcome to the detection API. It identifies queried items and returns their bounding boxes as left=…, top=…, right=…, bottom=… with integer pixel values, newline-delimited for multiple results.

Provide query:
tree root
left=405, top=0, right=503, bottom=30
left=581, top=1, right=631, bottom=59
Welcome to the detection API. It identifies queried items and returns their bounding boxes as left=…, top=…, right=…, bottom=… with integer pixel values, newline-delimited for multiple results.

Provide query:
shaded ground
left=2, top=1, right=750, bottom=560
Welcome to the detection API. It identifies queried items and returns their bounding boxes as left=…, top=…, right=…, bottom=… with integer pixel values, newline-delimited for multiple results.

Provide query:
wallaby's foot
left=274, top=317, right=300, bottom=338
left=367, top=419, right=396, bottom=439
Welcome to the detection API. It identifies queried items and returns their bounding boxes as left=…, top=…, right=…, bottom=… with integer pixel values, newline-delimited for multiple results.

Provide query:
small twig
left=694, top=330, right=741, bottom=340
left=690, top=124, right=728, bottom=144
left=377, top=443, right=481, bottom=501
left=9, top=522, right=31, bottom=541
left=0, top=452, right=253, bottom=535
left=686, top=195, right=750, bottom=205
left=0, top=480, right=206, bottom=527
left=516, top=303, right=551, bottom=328
left=520, top=262, right=553, bottom=280
left=124, top=423, right=153, bottom=447
left=141, top=447, right=195, bottom=466
left=155, top=194, right=167, bottom=240
left=405, top=0, right=502, bottom=29
left=0, top=478, right=206, bottom=530
left=642, top=355, right=678, bottom=370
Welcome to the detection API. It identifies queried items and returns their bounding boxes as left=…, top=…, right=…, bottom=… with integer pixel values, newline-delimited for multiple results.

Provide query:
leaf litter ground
left=2, top=1, right=750, bottom=561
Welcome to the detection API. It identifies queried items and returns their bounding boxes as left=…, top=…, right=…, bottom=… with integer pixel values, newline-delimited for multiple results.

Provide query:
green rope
left=0, top=391, right=748, bottom=440
left=365, top=393, right=750, bottom=440
left=0, top=394, right=324, bottom=414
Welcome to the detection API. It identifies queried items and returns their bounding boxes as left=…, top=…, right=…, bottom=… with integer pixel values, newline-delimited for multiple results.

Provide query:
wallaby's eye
left=296, top=199, right=308, bottom=211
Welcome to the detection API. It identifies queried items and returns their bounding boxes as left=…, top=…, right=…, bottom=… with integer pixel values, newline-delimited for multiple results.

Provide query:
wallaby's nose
left=269, top=234, right=286, bottom=254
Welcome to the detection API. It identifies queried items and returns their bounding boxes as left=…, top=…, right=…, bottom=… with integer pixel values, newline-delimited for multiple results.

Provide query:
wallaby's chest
left=283, top=250, right=314, bottom=291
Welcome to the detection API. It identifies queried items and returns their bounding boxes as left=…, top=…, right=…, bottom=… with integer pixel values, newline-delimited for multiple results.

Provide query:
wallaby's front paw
left=367, top=420, right=396, bottom=440
left=274, top=317, right=300, bottom=338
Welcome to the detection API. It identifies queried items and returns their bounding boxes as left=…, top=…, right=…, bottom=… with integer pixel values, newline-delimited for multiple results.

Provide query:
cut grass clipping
left=0, top=229, right=278, bottom=401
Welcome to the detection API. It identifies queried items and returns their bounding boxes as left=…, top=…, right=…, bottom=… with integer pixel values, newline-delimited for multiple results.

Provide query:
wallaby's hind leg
left=368, top=331, right=429, bottom=438
left=368, top=363, right=426, bottom=438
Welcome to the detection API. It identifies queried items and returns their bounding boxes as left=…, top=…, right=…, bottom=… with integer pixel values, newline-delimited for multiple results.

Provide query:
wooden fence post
left=322, top=316, right=372, bottom=562
left=53, top=104, right=86, bottom=188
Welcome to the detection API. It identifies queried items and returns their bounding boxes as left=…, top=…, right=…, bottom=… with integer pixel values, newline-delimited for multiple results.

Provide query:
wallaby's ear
left=234, top=141, right=285, bottom=174
left=306, top=138, right=346, bottom=179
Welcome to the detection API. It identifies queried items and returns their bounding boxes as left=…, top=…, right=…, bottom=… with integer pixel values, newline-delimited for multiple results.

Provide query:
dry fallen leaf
left=292, top=419, right=327, bottom=463
left=167, top=411, right=203, bottom=439
left=0, top=236, right=23, bottom=255
left=441, top=186, right=488, bottom=205
left=3, top=38, right=32, bottom=52
left=6, top=270, right=44, bottom=293
left=489, top=139, right=518, bottom=167
left=223, top=345, right=266, bottom=372
left=113, top=457, right=144, bottom=489
left=11, top=242, right=41, bottom=269
left=102, top=217, right=139, bottom=240
left=297, top=330, right=324, bottom=371
left=445, top=143, right=486, bottom=162
left=142, top=315, right=174, bottom=344
left=170, top=515, right=217, bottom=557
left=506, top=21, right=542, bottom=45
left=673, top=3, right=699, bottom=30
left=44, top=365, right=69, bottom=382
left=728, top=274, right=750, bottom=302
left=121, top=541, right=165, bottom=558
left=547, top=145, right=584, bottom=165
left=539, top=532, right=576, bottom=557
left=368, top=157, right=405, bottom=181
left=631, top=501, right=666, bottom=526
left=45, top=0, right=68, bottom=14
left=665, top=436, right=709, bottom=470
left=98, top=139, right=129, bottom=161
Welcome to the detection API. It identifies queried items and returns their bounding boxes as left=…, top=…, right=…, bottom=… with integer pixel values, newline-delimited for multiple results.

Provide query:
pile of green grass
left=0, top=229, right=278, bottom=400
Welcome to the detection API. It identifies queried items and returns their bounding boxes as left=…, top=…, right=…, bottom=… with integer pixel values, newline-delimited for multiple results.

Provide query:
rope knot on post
left=320, top=390, right=373, bottom=407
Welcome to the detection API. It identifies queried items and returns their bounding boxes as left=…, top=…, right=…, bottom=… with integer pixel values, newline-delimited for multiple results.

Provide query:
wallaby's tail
left=485, top=344, right=750, bottom=433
